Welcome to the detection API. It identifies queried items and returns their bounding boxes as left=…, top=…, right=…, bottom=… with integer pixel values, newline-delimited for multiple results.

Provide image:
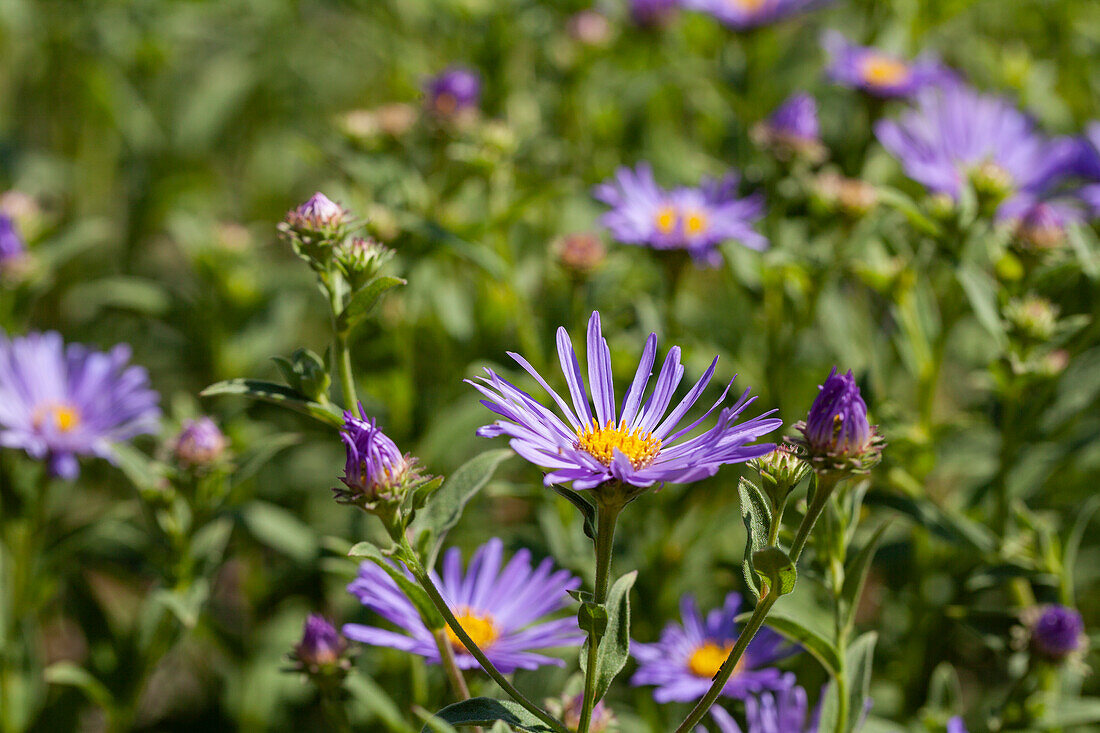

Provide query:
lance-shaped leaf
left=409, top=449, right=513, bottom=568
left=419, top=699, right=557, bottom=733
left=840, top=520, right=892, bottom=636
left=739, top=477, right=772, bottom=598
left=818, top=631, right=878, bottom=733
left=579, top=570, right=637, bottom=704
left=338, top=275, right=406, bottom=335
left=349, top=542, right=444, bottom=630
left=752, top=546, right=796, bottom=596
left=201, top=379, right=344, bottom=427
left=737, top=607, right=842, bottom=678
left=549, top=484, right=597, bottom=541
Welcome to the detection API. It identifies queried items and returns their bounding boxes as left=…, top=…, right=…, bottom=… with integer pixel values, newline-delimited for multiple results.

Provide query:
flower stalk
left=577, top=499, right=622, bottom=733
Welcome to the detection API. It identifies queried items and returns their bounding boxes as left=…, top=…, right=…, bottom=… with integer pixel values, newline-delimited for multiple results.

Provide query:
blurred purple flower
left=1007, top=198, right=1083, bottom=253
left=630, top=0, right=679, bottom=27
left=1072, top=122, right=1100, bottom=215
left=631, top=593, right=794, bottom=703
left=344, top=538, right=582, bottom=673
left=594, top=163, right=767, bottom=266
left=875, top=82, right=1080, bottom=216
left=469, top=311, right=780, bottom=491
left=559, top=693, right=614, bottom=732
left=172, top=417, right=228, bottom=468
left=1030, top=604, right=1085, bottom=661
left=753, top=93, right=826, bottom=162
left=0, top=331, right=161, bottom=479
left=947, top=717, right=967, bottom=733
left=823, top=31, right=954, bottom=98
left=0, top=213, right=25, bottom=266
left=425, top=66, right=481, bottom=116
left=706, top=677, right=820, bottom=732
left=292, top=614, right=349, bottom=672
left=684, top=0, right=831, bottom=31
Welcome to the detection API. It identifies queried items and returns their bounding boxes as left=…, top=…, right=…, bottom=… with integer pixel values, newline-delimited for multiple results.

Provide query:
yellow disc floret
left=687, top=641, right=742, bottom=678
left=729, top=0, right=766, bottom=10
left=576, top=418, right=662, bottom=470
left=655, top=205, right=678, bottom=235
left=32, top=403, right=81, bottom=433
left=684, top=209, right=708, bottom=237
left=446, top=608, right=499, bottom=652
left=860, top=55, right=910, bottom=87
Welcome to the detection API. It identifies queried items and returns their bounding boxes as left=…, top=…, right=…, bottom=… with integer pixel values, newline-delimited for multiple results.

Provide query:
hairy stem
left=577, top=503, right=621, bottom=733
left=431, top=628, right=472, bottom=702
left=328, top=278, right=358, bottom=409
left=789, top=473, right=842, bottom=563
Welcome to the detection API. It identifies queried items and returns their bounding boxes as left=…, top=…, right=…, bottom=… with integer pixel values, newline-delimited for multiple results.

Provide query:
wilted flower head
left=631, top=593, right=794, bottom=702
left=795, top=368, right=882, bottom=473
left=684, top=0, right=831, bottom=31
left=630, top=0, right=678, bottom=27
left=172, top=417, right=228, bottom=468
left=345, top=538, right=583, bottom=673
left=708, top=676, right=819, bottom=732
left=0, top=331, right=161, bottom=479
left=594, top=163, right=767, bottom=267
left=555, top=232, right=607, bottom=275
left=875, top=82, right=1079, bottom=216
left=425, top=66, right=481, bottom=117
left=1029, top=605, right=1085, bottom=662
left=752, top=93, right=826, bottom=163
left=336, top=404, right=413, bottom=507
left=0, top=213, right=26, bottom=267
left=823, top=32, right=954, bottom=98
left=470, top=311, right=780, bottom=495
left=290, top=614, right=350, bottom=676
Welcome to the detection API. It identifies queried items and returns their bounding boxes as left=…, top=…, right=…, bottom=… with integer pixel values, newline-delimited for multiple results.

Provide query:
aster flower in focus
left=0, top=331, right=161, bottom=479
left=424, top=66, right=481, bottom=118
left=752, top=93, right=826, bottom=164
left=1028, top=604, right=1085, bottom=662
left=172, top=417, right=228, bottom=469
left=793, top=368, right=883, bottom=474
left=684, top=0, right=830, bottom=31
left=631, top=593, right=793, bottom=703
left=875, top=82, right=1079, bottom=215
left=335, top=403, right=421, bottom=513
left=594, top=163, right=767, bottom=267
left=822, top=32, right=954, bottom=98
left=0, top=213, right=26, bottom=268
left=470, top=311, right=780, bottom=493
left=289, top=614, right=351, bottom=677
left=344, top=538, right=583, bottom=673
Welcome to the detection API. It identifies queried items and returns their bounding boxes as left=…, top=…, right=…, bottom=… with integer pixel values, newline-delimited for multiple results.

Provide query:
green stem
left=431, top=628, right=472, bottom=701
left=328, top=278, right=358, bottom=409
left=577, top=503, right=621, bottom=733
left=401, top=541, right=568, bottom=733
left=789, top=473, right=842, bottom=563
left=673, top=591, right=780, bottom=733
left=834, top=664, right=850, bottom=733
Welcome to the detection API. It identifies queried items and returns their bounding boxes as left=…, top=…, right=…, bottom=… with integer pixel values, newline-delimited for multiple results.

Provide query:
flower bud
left=290, top=614, right=351, bottom=676
left=1004, top=295, right=1058, bottom=343
left=752, top=94, right=827, bottom=164
left=750, top=444, right=812, bottom=507
left=1014, top=202, right=1066, bottom=254
left=969, top=161, right=1014, bottom=209
left=335, top=404, right=419, bottom=513
left=425, top=67, right=481, bottom=119
left=555, top=232, right=607, bottom=276
left=1029, top=604, right=1085, bottom=663
left=335, top=236, right=394, bottom=290
left=172, top=417, right=228, bottom=469
left=552, top=694, right=615, bottom=733
left=278, top=192, right=352, bottom=266
left=794, top=368, right=884, bottom=474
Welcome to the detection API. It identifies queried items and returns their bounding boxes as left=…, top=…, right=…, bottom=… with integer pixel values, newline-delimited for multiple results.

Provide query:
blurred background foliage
left=2, top=0, right=1100, bottom=730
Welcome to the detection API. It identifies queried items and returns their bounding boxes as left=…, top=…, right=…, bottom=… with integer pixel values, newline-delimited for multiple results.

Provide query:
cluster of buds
left=1025, top=604, right=1086, bottom=664
left=171, top=417, right=229, bottom=470
left=278, top=192, right=353, bottom=268
left=752, top=94, right=828, bottom=165
left=750, top=444, right=813, bottom=510
left=792, top=368, right=885, bottom=476
left=811, top=172, right=879, bottom=218
left=555, top=232, right=607, bottom=277
left=288, top=614, right=352, bottom=680
left=335, top=236, right=394, bottom=291
left=338, top=104, right=418, bottom=143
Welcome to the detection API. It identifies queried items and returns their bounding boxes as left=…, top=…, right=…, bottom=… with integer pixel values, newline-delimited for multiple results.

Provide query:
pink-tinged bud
left=172, top=417, right=228, bottom=468
left=794, top=368, right=884, bottom=474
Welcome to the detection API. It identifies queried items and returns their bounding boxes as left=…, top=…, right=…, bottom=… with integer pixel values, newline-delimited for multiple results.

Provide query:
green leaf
left=579, top=570, right=637, bottom=704
left=409, top=449, right=513, bottom=568
left=1063, top=496, right=1100, bottom=605
left=841, top=520, right=892, bottom=635
left=338, top=275, right=407, bottom=335
left=578, top=601, right=608, bottom=638
left=419, top=698, right=556, bottom=732
left=739, top=477, right=772, bottom=598
left=345, top=674, right=417, bottom=733
left=737, top=608, right=842, bottom=678
left=549, top=484, right=597, bottom=540
left=200, top=379, right=343, bottom=427
left=1041, top=697, right=1100, bottom=727
left=956, top=265, right=1006, bottom=349
left=1067, top=223, right=1100, bottom=280
left=348, top=542, right=445, bottom=629
left=752, top=546, right=796, bottom=596
left=821, top=632, right=878, bottom=733
left=240, top=501, right=318, bottom=564
left=876, top=187, right=942, bottom=237
left=864, top=491, right=995, bottom=552
left=44, top=663, right=114, bottom=710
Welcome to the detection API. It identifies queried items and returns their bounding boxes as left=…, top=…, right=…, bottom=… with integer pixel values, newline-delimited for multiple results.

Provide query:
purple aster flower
left=1072, top=122, right=1100, bottom=215
left=822, top=31, right=954, bottom=98
left=753, top=94, right=826, bottom=163
left=593, top=163, right=767, bottom=267
left=1030, top=604, right=1085, bottom=662
left=469, top=311, right=780, bottom=492
left=335, top=403, right=414, bottom=505
left=706, top=678, right=820, bottom=732
left=631, top=593, right=794, bottom=703
left=875, top=82, right=1080, bottom=215
left=946, top=717, right=967, bottom=733
left=0, top=213, right=25, bottom=267
left=344, top=538, right=583, bottom=673
left=291, top=614, right=350, bottom=674
left=801, top=369, right=869, bottom=456
left=630, top=0, right=679, bottom=27
left=683, top=0, right=830, bottom=31
left=425, top=66, right=481, bottom=116
left=172, top=417, right=228, bottom=468
left=0, top=332, right=160, bottom=479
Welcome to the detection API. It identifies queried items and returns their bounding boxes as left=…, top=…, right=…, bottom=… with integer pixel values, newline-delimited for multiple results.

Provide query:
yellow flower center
left=575, top=418, right=662, bottom=469
left=654, top=205, right=678, bottom=235
left=684, top=209, right=708, bottom=236
left=445, top=608, right=499, bottom=652
left=729, top=0, right=766, bottom=10
left=687, top=641, right=743, bottom=678
left=860, top=55, right=910, bottom=87
left=32, top=403, right=81, bottom=433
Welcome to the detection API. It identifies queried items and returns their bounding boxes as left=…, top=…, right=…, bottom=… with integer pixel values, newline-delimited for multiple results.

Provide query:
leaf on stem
left=548, top=484, right=597, bottom=540
left=840, top=520, right=892, bottom=636
left=338, top=275, right=407, bottom=335
left=736, top=607, right=842, bottom=678
left=739, top=477, right=772, bottom=598
left=752, top=546, right=797, bottom=596
left=579, top=570, right=637, bottom=704
left=200, top=379, right=344, bottom=427
left=419, top=698, right=557, bottom=733
left=348, top=542, right=445, bottom=630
